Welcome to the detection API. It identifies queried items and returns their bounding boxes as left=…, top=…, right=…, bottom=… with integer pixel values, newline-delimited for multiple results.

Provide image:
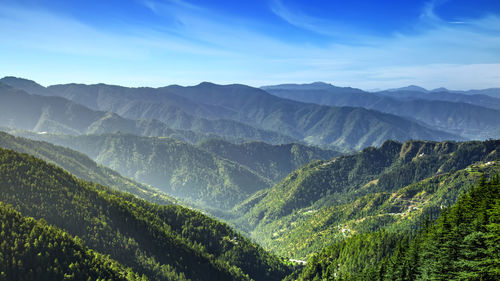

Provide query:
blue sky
left=0, top=0, right=499, bottom=90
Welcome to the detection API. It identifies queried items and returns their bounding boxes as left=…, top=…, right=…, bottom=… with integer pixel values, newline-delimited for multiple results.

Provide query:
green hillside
left=294, top=176, right=500, bottom=280
left=15, top=132, right=338, bottom=210
left=0, top=131, right=176, bottom=205
left=238, top=139, right=500, bottom=258
left=198, top=139, right=340, bottom=182
left=0, top=202, right=146, bottom=281
left=0, top=147, right=292, bottom=281
left=13, top=133, right=273, bottom=209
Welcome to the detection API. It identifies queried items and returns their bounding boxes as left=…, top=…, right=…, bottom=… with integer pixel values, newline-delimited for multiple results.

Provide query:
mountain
left=0, top=77, right=297, bottom=145
left=377, top=89, right=500, bottom=111
left=164, top=82, right=459, bottom=150
left=0, top=80, right=296, bottom=145
left=236, top=139, right=500, bottom=258
left=0, top=82, right=216, bottom=143
left=2, top=77, right=460, bottom=151
left=263, top=83, right=500, bottom=139
left=293, top=176, right=500, bottom=280
left=387, top=85, right=430, bottom=93
left=198, top=139, right=340, bottom=182
left=0, top=202, right=146, bottom=281
left=13, top=132, right=275, bottom=210
left=0, top=130, right=176, bottom=205
left=461, top=88, right=500, bottom=98
left=0, top=147, right=293, bottom=281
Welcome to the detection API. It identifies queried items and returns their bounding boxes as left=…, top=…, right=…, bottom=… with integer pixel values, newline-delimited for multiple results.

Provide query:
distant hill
left=0, top=130, right=176, bottom=205
left=236, top=139, right=500, bottom=258
left=0, top=147, right=292, bottom=281
left=0, top=77, right=297, bottom=145
left=2, top=77, right=460, bottom=151
left=377, top=89, right=500, bottom=110
left=198, top=139, right=340, bottom=182
left=263, top=83, right=500, bottom=139
left=164, top=82, right=459, bottom=150
left=14, top=132, right=274, bottom=210
left=14, top=132, right=338, bottom=210
left=382, top=83, right=500, bottom=100
left=0, top=82, right=294, bottom=144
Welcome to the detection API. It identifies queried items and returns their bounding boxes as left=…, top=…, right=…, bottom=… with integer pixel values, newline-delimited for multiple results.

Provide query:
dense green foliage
left=264, top=83, right=500, bottom=139
left=2, top=77, right=459, bottom=150
left=0, top=202, right=146, bottom=281
left=295, top=176, right=500, bottom=280
left=237, top=139, right=500, bottom=258
left=14, top=132, right=337, bottom=210
left=0, top=148, right=292, bottom=281
left=0, top=131, right=176, bottom=205
left=13, top=133, right=273, bottom=209
left=198, top=139, right=339, bottom=182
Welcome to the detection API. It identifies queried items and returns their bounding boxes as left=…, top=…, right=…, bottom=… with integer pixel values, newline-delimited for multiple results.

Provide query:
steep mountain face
left=0, top=203, right=146, bottom=281
left=293, top=177, right=500, bottom=281
left=263, top=83, right=500, bottom=139
left=237, top=139, right=500, bottom=258
left=2, top=77, right=460, bottom=151
left=198, top=139, right=340, bottom=182
left=0, top=148, right=292, bottom=281
left=0, top=131, right=176, bottom=205
left=14, top=133, right=273, bottom=210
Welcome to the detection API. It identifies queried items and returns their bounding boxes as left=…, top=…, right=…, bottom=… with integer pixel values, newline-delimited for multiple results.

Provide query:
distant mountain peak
left=261, top=82, right=336, bottom=91
left=0, top=76, right=53, bottom=96
left=1, top=76, right=42, bottom=86
left=197, top=81, right=216, bottom=87
left=387, top=85, right=429, bottom=93
left=431, top=87, right=450, bottom=92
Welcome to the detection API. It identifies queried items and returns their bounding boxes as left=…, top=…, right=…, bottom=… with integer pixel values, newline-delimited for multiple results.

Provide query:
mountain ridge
left=2, top=77, right=461, bottom=150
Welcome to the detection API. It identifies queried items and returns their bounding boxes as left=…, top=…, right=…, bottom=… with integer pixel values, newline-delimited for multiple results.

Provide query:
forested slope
left=198, top=139, right=339, bottom=182
left=294, top=176, right=500, bottom=280
left=0, top=203, right=146, bottom=281
left=0, top=131, right=176, bottom=205
left=0, top=148, right=292, bottom=281
left=238, top=139, right=500, bottom=258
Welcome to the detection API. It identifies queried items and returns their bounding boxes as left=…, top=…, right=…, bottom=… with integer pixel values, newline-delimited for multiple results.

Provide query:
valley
left=0, top=77, right=499, bottom=281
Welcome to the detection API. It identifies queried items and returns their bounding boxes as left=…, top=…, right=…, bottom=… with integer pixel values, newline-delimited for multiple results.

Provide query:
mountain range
left=235, top=139, right=500, bottom=258
left=1, top=75, right=499, bottom=281
left=11, top=131, right=337, bottom=210
left=263, top=82, right=500, bottom=140
left=1, top=77, right=461, bottom=151
left=0, top=146, right=293, bottom=281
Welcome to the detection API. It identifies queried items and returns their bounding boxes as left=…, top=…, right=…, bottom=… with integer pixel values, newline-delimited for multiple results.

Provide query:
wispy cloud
left=268, top=0, right=365, bottom=41
left=0, top=0, right=498, bottom=89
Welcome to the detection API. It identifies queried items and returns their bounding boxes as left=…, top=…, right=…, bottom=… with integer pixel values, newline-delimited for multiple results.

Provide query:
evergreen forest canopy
left=292, top=176, right=500, bottom=281
left=0, top=147, right=293, bottom=281
left=0, top=76, right=499, bottom=281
